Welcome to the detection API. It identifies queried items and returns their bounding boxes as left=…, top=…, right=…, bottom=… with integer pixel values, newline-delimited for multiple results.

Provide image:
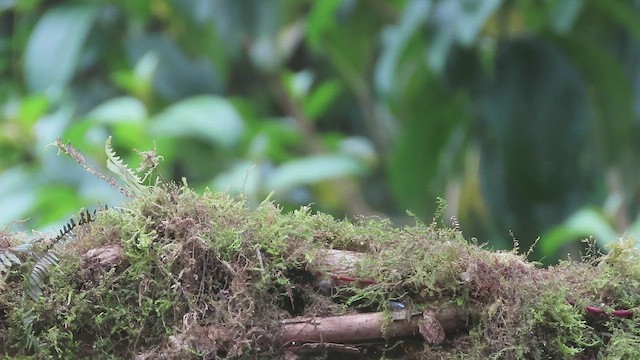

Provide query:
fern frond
left=0, top=253, right=14, bottom=272
left=0, top=234, right=32, bottom=274
left=12, top=243, right=33, bottom=252
left=25, top=209, right=99, bottom=300
left=105, top=136, right=145, bottom=196
left=0, top=251, right=20, bottom=273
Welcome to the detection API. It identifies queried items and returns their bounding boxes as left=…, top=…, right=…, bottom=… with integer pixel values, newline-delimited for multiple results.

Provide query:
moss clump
left=0, top=183, right=639, bottom=359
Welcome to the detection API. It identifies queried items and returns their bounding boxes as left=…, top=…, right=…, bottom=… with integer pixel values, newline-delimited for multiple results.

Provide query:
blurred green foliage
left=2, top=0, right=640, bottom=262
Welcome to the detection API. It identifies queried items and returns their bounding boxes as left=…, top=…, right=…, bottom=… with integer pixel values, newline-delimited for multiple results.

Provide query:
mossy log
left=1, top=184, right=640, bottom=359
left=81, top=244, right=469, bottom=349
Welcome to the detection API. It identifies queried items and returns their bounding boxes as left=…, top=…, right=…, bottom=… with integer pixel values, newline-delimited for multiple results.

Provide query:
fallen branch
left=280, top=303, right=467, bottom=349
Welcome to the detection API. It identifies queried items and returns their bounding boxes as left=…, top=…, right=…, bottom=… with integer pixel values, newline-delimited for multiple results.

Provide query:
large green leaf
left=548, top=0, right=584, bottom=33
left=477, top=39, right=595, bottom=246
left=86, top=97, right=147, bottom=125
left=150, top=96, right=245, bottom=148
left=32, top=186, right=86, bottom=229
left=306, top=1, right=382, bottom=78
left=375, top=0, right=432, bottom=96
left=518, top=0, right=584, bottom=34
left=590, top=1, right=640, bottom=42
left=427, top=0, right=502, bottom=72
left=540, top=208, right=617, bottom=256
left=303, top=80, right=343, bottom=121
left=306, top=0, right=343, bottom=51
left=24, top=5, right=97, bottom=95
left=452, top=0, right=502, bottom=45
left=554, top=35, right=634, bottom=165
left=388, top=72, right=468, bottom=218
left=266, top=154, right=366, bottom=193
left=83, top=97, right=148, bottom=149
left=125, top=34, right=223, bottom=101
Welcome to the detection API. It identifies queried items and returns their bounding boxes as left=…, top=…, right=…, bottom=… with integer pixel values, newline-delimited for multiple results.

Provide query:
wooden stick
left=280, top=304, right=467, bottom=347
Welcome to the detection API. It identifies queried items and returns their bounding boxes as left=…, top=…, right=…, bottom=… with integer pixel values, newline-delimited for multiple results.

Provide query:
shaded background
left=2, top=0, right=640, bottom=263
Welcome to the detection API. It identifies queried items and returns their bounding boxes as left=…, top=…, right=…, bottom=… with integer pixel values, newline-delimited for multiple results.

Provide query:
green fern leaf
left=105, top=136, right=145, bottom=196
left=25, top=209, right=98, bottom=301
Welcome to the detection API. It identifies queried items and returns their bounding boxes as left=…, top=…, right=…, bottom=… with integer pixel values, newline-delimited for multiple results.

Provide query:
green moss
left=1, top=182, right=640, bottom=358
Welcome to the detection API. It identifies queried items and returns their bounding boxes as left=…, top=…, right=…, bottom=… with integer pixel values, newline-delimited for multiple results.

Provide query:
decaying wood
left=313, top=249, right=378, bottom=287
left=280, top=304, right=467, bottom=348
left=83, top=243, right=123, bottom=267
left=313, top=249, right=363, bottom=276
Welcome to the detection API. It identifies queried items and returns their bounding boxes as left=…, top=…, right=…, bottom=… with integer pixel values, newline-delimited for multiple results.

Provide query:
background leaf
left=554, top=35, right=634, bottom=165
left=266, top=154, right=366, bottom=193
left=541, top=208, right=617, bottom=255
left=24, top=5, right=96, bottom=96
left=125, top=34, right=223, bottom=101
left=86, top=97, right=147, bottom=125
left=150, top=96, right=245, bottom=148
left=5, top=0, right=640, bottom=263
left=476, top=39, right=594, bottom=248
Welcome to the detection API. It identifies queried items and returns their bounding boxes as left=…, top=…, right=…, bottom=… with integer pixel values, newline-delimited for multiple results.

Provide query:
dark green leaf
left=125, top=34, right=223, bottom=101
left=303, top=80, right=343, bottom=120
left=306, top=0, right=343, bottom=51
left=375, top=0, right=432, bottom=95
left=590, top=1, right=640, bottom=42
left=477, top=39, right=594, bottom=245
left=427, top=0, right=501, bottom=72
left=554, top=35, right=634, bottom=165
left=388, top=75, right=468, bottom=218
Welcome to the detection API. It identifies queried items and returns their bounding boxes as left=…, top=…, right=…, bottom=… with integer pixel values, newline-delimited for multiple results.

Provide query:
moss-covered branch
left=0, top=182, right=639, bottom=359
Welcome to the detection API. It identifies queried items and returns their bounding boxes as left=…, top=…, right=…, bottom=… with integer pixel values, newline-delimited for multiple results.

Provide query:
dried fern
left=0, top=242, right=31, bottom=274
left=105, top=136, right=146, bottom=196
left=25, top=209, right=98, bottom=300
left=53, top=137, right=152, bottom=198
left=53, top=138, right=133, bottom=197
